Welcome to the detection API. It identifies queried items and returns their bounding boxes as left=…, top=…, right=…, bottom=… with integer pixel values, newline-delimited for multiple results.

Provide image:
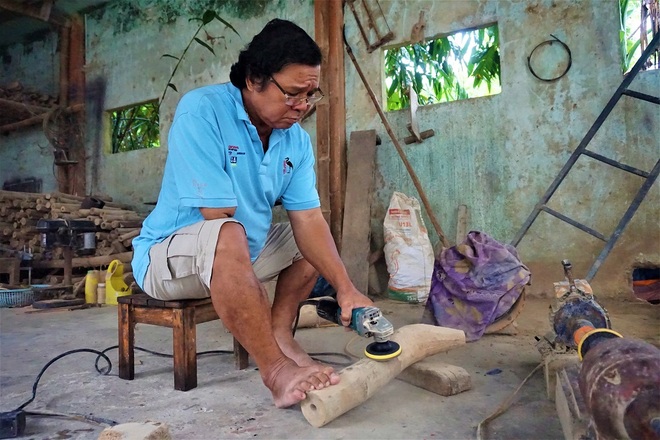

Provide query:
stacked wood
left=0, top=81, right=58, bottom=107
left=0, top=190, right=145, bottom=267
left=0, top=81, right=59, bottom=128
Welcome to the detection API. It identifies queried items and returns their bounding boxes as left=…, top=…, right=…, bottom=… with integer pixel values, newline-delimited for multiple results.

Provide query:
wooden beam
left=314, top=1, right=332, bottom=227
left=0, top=97, right=51, bottom=115
left=59, top=25, right=70, bottom=108
left=0, top=0, right=69, bottom=27
left=0, top=103, right=84, bottom=134
left=315, top=0, right=347, bottom=248
left=68, top=15, right=85, bottom=105
left=68, top=14, right=87, bottom=196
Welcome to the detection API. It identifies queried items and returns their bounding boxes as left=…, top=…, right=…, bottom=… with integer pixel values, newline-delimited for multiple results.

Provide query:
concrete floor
left=0, top=295, right=658, bottom=440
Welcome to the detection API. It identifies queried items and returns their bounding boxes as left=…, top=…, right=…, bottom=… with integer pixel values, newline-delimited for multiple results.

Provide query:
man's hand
left=336, top=285, right=374, bottom=327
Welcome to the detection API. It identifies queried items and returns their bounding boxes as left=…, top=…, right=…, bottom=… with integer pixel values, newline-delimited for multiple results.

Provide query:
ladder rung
left=622, top=89, right=660, bottom=105
left=582, top=150, right=650, bottom=177
left=540, top=206, right=607, bottom=241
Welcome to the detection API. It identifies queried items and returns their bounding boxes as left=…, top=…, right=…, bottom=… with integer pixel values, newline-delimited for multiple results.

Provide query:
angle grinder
left=315, top=298, right=402, bottom=361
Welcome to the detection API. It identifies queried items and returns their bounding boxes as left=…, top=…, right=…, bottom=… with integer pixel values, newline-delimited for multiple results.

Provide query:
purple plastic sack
left=422, top=231, right=531, bottom=341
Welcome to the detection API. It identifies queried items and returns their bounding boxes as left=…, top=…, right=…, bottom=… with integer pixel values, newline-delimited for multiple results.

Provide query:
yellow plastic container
left=105, top=260, right=132, bottom=305
left=85, top=270, right=99, bottom=304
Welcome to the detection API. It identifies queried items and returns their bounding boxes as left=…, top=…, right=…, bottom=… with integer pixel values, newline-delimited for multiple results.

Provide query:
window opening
left=620, top=0, right=659, bottom=73
left=109, top=101, right=160, bottom=154
left=384, top=24, right=501, bottom=111
left=632, top=266, right=660, bottom=304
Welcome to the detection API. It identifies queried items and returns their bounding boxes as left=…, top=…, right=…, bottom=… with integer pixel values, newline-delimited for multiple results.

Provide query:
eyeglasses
left=270, top=77, right=324, bottom=107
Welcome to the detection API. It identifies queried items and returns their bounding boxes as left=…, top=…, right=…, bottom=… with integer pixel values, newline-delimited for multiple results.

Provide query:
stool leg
left=233, top=337, right=249, bottom=370
left=118, top=303, right=135, bottom=380
left=173, top=308, right=197, bottom=391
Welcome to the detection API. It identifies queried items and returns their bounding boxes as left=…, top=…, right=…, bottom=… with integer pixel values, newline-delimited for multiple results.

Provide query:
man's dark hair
left=229, top=19, right=322, bottom=89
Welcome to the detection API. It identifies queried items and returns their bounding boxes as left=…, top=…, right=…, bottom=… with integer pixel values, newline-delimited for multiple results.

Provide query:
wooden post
left=327, top=0, right=346, bottom=249
left=315, top=0, right=346, bottom=248
left=315, top=2, right=331, bottom=226
left=68, top=14, right=86, bottom=196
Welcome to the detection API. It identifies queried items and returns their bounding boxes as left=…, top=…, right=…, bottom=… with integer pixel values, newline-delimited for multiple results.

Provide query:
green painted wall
left=0, top=0, right=657, bottom=298
left=344, top=0, right=659, bottom=297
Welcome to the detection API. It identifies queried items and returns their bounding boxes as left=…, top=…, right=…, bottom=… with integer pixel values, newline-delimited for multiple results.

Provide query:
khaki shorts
left=143, top=220, right=303, bottom=300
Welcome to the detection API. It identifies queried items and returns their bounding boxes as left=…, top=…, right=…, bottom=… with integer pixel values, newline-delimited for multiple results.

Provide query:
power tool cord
left=291, top=299, right=353, bottom=366
left=6, top=346, right=234, bottom=428
left=475, top=361, right=544, bottom=440
left=5, top=300, right=350, bottom=429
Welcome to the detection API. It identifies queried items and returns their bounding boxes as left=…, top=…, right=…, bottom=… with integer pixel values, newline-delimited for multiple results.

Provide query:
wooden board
left=340, top=130, right=377, bottom=294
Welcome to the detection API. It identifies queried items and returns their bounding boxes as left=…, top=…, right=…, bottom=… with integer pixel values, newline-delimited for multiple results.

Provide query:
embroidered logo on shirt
left=283, top=157, right=294, bottom=174
left=228, top=145, right=245, bottom=166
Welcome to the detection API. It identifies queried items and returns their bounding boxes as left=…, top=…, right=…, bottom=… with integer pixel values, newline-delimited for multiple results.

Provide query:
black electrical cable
left=291, top=298, right=353, bottom=367
left=93, top=345, right=234, bottom=374
left=527, top=34, right=572, bottom=82
left=9, top=298, right=349, bottom=426
left=14, top=348, right=112, bottom=412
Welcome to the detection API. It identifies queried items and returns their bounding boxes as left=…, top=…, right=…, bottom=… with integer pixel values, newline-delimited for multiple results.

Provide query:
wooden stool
left=118, top=292, right=249, bottom=391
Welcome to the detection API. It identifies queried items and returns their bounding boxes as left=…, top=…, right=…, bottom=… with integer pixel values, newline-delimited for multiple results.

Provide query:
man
left=132, top=19, right=373, bottom=408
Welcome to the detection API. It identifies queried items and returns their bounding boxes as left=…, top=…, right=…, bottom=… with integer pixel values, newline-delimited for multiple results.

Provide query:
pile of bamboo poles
left=0, top=190, right=145, bottom=262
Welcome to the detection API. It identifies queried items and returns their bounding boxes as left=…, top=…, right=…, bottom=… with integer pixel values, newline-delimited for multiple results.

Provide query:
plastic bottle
left=97, top=283, right=106, bottom=304
left=85, top=270, right=99, bottom=304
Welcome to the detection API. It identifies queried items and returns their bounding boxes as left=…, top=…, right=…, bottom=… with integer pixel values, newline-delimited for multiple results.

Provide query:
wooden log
left=31, top=251, right=133, bottom=269
left=19, top=201, right=36, bottom=209
left=111, top=240, right=128, bottom=254
left=117, top=229, right=140, bottom=242
left=116, top=220, right=143, bottom=228
left=300, top=324, right=465, bottom=427
left=51, top=202, right=81, bottom=212
left=44, top=191, right=85, bottom=201
left=19, top=218, right=38, bottom=226
left=0, top=190, right=41, bottom=200
left=88, top=208, right=135, bottom=217
left=115, top=227, right=139, bottom=235
left=35, top=202, right=51, bottom=211
left=398, top=359, right=471, bottom=396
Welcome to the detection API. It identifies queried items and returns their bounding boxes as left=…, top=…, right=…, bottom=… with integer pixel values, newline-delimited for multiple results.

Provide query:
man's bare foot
left=274, top=330, right=338, bottom=372
left=262, top=356, right=340, bottom=408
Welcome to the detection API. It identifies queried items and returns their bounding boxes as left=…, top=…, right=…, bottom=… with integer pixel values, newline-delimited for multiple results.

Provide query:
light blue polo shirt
left=132, top=83, right=321, bottom=289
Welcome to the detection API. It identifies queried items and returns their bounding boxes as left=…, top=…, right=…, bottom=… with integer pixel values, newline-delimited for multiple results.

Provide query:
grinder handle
left=315, top=298, right=362, bottom=332
left=315, top=298, right=342, bottom=326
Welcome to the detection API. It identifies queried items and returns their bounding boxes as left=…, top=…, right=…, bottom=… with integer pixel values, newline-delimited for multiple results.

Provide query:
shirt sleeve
left=280, top=130, right=321, bottom=211
left=167, top=99, right=238, bottom=209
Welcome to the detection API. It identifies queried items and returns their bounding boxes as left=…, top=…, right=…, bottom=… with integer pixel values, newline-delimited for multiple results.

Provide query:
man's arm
left=288, top=207, right=373, bottom=326
left=200, top=207, right=236, bottom=219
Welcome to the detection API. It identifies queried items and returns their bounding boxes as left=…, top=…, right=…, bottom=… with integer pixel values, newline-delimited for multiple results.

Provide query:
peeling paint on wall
left=1, top=0, right=656, bottom=298
left=89, top=0, right=288, bottom=34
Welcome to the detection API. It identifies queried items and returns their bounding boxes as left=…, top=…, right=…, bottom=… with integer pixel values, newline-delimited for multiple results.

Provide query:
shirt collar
left=227, top=82, right=295, bottom=137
